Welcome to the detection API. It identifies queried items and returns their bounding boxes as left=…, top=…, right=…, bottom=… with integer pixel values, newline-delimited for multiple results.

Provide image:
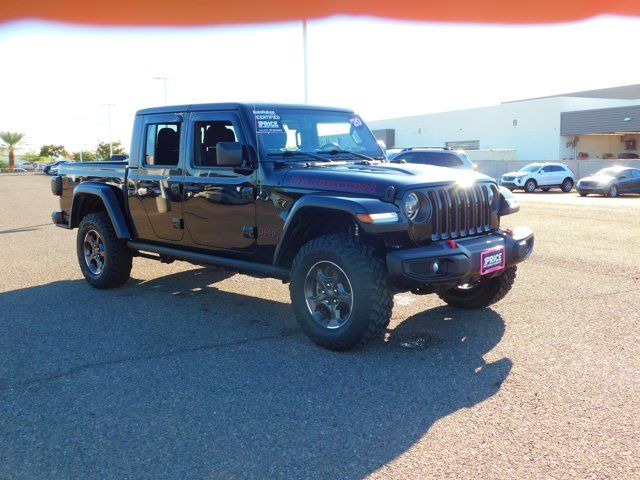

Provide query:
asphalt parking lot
left=1, top=174, right=639, bottom=479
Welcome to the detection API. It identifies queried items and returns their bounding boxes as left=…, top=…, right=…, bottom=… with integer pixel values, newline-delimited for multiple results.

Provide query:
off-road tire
left=438, top=266, right=517, bottom=309
left=289, top=234, right=393, bottom=350
left=608, top=185, right=618, bottom=198
left=561, top=178, right=574, bottom=193
left=524, top=179, right=537, bottom=193
left=541, top=187, right=551, bottom=192
left=77, top=212, right=132, bottom=289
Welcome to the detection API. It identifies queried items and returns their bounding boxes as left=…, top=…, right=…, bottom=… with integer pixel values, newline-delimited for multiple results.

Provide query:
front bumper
left=577, top=185, right=607, bottom=195
left=386, top=227, right=534, bottom=288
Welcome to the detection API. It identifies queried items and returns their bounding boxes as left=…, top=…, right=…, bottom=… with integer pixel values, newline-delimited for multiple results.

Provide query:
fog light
left=432, top=261, right=440, bottom=274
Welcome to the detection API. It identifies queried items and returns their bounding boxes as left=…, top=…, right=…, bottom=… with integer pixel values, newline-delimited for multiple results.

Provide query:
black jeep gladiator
left=51, top=103, right=534, bottom=350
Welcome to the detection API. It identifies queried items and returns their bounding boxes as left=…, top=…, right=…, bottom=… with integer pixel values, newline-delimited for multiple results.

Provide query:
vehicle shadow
left=0, top=268, right=511, bottom=479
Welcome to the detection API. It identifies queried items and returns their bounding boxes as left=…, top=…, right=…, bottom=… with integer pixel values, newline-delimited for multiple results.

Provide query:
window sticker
left=349, top=115, right=364, bottom=128
left=254, top=110, right=284, bottom=134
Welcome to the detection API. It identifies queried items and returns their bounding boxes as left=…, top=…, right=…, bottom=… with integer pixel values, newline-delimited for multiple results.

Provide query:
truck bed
left=60, top=160, right=127, bottom=180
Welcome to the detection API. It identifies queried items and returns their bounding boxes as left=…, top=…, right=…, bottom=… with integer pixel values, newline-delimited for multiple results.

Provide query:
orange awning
left=1, top=0, right=640, bottom=26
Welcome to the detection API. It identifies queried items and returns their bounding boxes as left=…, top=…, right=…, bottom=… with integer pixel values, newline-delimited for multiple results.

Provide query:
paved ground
left=1, top=174, right=639, bottom=479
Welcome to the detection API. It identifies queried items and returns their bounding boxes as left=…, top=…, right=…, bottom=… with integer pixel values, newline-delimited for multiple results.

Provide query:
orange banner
left=1, top=0, right=640, bottom=26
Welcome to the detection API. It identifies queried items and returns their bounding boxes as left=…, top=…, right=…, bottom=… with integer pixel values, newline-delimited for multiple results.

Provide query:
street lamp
left=302, top=20, right=308, bottom=104
left=102, top=104, right=115, bottom=160
left=74, top=117, right=87, bottom=161
left=152, top=77, right=169, bottom=105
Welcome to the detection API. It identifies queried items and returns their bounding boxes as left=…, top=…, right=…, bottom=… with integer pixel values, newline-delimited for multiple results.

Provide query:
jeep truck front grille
left=425, top=184, right=498, bottom=241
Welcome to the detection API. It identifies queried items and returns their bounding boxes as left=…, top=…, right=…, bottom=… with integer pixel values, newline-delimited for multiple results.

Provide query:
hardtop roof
left=136, top=102, right=354, bottom=116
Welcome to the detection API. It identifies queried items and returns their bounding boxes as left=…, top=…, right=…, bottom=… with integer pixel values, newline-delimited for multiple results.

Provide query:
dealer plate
left=480, top=246, right=506, bottom=275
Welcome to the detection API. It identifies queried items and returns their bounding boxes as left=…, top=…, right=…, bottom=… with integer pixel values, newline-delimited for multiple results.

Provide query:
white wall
left=368, top=96, right=640, bottom=162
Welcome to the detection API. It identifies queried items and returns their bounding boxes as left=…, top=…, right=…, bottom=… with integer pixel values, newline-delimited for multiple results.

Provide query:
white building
left=368, top=84, right=640, bottom=162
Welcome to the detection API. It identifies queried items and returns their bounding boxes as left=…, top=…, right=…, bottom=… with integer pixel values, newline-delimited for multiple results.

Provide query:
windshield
left=253, top=108, right=384, bottom=159
left=595, top=168, right=622, bottom=177
left=519, top=164, right=542, bottom=172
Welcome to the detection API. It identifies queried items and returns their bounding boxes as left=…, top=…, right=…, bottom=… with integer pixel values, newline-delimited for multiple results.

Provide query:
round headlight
left=403, top=192, right=420, bottom=220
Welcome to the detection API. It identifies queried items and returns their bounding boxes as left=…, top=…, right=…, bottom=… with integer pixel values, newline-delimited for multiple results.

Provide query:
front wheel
left=77, top=212, right=132, bottom=289
left=290, top=234, right=393, bottom=350
left=524, top=179, right=537, bottom=193
left=561, top=178, right=574, bottom=192
left=438, top=266, right=517, bottom=309
left=608, top=185, right=619, bottom=198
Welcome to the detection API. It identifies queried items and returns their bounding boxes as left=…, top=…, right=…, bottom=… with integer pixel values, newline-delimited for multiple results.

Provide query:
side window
left=630, top=169, right=640, bottom=178
left=193, top=120, right=240, bottom=167
left=540, top=166, right=551, bottom=173
left=145, top=123, right=181, bottom=167
left=553, top=166, right=564, bottom=172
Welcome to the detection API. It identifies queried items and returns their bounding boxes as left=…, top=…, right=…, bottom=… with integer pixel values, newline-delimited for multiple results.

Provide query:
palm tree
left=0, top=131, right=26, bottom=170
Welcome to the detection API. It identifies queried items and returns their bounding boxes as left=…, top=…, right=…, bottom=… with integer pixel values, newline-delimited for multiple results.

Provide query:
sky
left=1, top=15, right=639, bottom=153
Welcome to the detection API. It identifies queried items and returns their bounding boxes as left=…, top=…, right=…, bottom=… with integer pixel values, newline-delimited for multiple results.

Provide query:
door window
left=145, top=123, right=181, bottom=166
left=193, top=120, right=242, bottom=167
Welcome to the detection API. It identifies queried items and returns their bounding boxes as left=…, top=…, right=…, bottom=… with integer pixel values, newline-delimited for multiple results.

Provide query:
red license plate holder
left=480, top=246, right=506, bottom=275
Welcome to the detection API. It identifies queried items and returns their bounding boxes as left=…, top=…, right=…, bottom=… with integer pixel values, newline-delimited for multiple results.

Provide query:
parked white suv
left=500, top=163, right=576, bottom=193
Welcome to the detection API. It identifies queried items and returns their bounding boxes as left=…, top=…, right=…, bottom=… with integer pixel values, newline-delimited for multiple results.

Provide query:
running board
left=127, top=241, right=290, bottom=280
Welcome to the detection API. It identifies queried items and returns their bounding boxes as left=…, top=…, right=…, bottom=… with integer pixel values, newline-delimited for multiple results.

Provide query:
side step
left=127, top=241, right=290, bottom=281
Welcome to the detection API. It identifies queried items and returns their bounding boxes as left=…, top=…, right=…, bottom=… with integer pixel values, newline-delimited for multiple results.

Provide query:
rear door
left=617, top=170, right=635, bottom=193
left=127, top=113, right=185, bottom=242
left=630, top=169, right=640, bottom=192
left=181, top=111, right=257, bottom=253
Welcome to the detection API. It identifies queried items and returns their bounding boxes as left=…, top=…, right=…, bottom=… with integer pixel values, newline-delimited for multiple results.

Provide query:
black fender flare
left=273, top=194, right=407, bottom=266
left=70, top=182, right=131, bottom=239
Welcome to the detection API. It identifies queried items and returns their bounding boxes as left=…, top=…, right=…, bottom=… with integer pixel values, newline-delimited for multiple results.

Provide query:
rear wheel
left=438, top=266, right=517, bottom=309
left=524, top=179, right=537, bottom=193
left=578, top=192, right=587, bottom=197
left=608, top=185, right=619, bottom=198
left=77, top=212, right=132, bottom=289
left=290, top=234, right=393, bottom=350
left=561, top=178, right=574, bottom=192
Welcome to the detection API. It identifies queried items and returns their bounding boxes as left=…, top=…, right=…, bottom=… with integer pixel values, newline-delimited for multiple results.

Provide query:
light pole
left=74, top=117, right=86, bottom=161
left=302, top=20, right=308, bottom=104
left=103, top=104, right=115, bottom=160
left=153, top=77, right=169, bottom=105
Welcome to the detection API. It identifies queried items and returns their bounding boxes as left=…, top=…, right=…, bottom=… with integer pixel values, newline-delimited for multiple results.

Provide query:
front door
left=128, top=113, right=185, bottom=242
left=181, top=111, right=257, bottom=253
left=538, top=165, right=556, bottom=186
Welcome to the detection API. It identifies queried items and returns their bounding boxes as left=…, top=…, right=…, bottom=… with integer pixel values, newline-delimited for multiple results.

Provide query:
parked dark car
left=387, top=147, right=476, bottom=170
left=617, top=152, right=639, bottom=159
left=51, top=103, right=533, bottom=350
left=576, top=166, right=640, bottom=197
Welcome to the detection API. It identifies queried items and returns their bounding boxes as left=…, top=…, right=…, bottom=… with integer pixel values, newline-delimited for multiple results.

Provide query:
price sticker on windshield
left=254, top=110, right=284, bottom=134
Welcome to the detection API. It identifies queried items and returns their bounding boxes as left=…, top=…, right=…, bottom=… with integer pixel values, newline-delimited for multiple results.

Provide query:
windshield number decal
left=349, top=115, right=363, bottom=128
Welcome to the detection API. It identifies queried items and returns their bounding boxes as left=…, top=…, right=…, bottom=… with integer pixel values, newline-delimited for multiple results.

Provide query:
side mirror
left=619, top=176, right=627, bottom=180
left=217, top=142, right=243, bottom=167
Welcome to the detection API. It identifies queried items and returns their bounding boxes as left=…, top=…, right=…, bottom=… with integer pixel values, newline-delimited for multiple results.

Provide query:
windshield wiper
left=315, top=149, right=381, bottom=162
left=267, top=151, right=330, bottom=162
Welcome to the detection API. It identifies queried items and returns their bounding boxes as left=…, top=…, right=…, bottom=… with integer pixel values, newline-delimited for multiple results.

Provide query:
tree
left=40, top=144, right=68, bottom=159
left=96, top=141, right=126, bottom=161
left=0, top=131, right=25, bottom=170
left=72, top=150, right=97, bottom=162
left=18, top=151, right=50, bottom=163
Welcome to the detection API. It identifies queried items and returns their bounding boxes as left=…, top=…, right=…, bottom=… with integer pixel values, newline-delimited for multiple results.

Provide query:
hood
left=503, top=171, right=528, bottom=177
left=581, top=174, right=615, bottom=184
left=281, top=162, right=493, bottom=197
